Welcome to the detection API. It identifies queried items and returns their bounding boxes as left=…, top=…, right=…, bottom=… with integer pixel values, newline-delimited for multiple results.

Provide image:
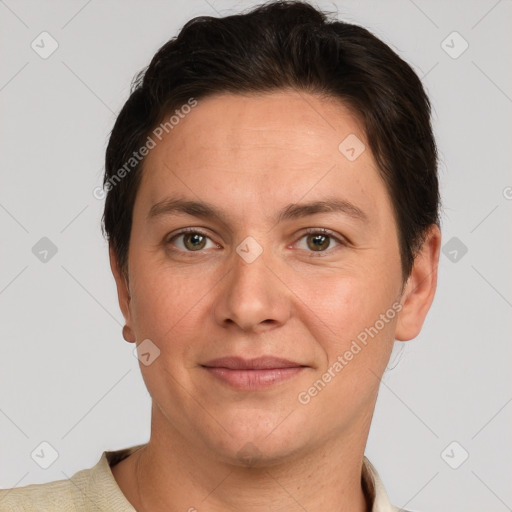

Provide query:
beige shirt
left=0, top=444, right=407, bottom=511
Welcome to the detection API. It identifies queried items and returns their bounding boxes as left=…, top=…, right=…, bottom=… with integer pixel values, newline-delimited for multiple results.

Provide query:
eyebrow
left=147, top=196, right=369, bottom=225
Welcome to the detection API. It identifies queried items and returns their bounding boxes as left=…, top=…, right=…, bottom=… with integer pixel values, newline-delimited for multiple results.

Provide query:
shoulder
left=0, top=445, right=144, bottom=511
left=0, top=473, right=88, bottom=511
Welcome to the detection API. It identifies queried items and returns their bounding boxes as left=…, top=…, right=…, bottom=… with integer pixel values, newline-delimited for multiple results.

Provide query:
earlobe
left=395, top=224, right=441, bottom=342
left=122, top=324, right=136, bottom=343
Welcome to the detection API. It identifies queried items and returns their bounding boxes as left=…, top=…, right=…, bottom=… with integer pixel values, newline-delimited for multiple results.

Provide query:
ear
left=109, top=245, right=135, bottom=343
left=395, top=224, right=441, bottom=341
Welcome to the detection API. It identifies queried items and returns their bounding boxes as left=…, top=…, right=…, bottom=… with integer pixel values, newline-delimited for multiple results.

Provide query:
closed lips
left=201, top=356, right=307, bottom=370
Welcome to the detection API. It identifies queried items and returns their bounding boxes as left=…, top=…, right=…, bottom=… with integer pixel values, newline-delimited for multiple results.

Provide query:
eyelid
left=300, top=227, right=346, bottom=241
left=167, top=226, right=211, bottom=239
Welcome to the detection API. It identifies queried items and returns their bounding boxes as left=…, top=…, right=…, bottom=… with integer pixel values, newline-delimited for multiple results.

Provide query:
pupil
left=186, top=233, right=204, bottom=250
left=311, top=234, right=329, bottom=251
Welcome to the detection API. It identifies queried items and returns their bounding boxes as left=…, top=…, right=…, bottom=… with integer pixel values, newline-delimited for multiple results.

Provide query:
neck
left=126, top=408, right=373, bottom=512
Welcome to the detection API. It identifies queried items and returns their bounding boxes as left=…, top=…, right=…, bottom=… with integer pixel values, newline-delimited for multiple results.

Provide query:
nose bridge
left=214, top=237, right=290, bottom=331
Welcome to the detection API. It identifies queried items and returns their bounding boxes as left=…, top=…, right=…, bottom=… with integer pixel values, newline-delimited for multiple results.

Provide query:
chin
left=199, top=417, right=311, bottom=468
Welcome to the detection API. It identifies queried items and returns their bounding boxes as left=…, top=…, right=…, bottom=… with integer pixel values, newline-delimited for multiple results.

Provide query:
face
left=111, top=90, right=439, bottom=465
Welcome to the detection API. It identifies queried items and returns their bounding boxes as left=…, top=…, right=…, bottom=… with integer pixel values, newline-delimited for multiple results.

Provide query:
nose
left=212, top=243, right=292, bottom=333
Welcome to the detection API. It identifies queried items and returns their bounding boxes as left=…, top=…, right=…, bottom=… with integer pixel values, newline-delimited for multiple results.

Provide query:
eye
left=165, top=227, right=347, bottom=256
left=166, top=228, right=219, bottom=252
left=295, top=228, right=347, bottom=256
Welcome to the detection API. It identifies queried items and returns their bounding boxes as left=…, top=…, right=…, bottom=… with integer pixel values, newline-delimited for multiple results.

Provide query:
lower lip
left=202, top=367, right=306, bottom=390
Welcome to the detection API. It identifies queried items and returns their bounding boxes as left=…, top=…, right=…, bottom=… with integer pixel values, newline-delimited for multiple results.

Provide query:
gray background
left=1, top=1, right=511, bottom=510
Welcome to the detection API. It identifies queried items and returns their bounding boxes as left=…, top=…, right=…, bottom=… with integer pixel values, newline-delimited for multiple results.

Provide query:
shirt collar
left=103, top=446, right=398, bottom=512
left=362, top=456, right=399, bottom=512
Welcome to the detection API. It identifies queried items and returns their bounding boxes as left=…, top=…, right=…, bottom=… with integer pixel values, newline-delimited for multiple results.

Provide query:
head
left=103, top=0, right=441, bottom=464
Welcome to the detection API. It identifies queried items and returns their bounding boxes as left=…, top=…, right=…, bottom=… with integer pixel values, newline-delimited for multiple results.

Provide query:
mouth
left=201, top=356, right=306, bottom=370
left=200, top=356, right=308, bottom=390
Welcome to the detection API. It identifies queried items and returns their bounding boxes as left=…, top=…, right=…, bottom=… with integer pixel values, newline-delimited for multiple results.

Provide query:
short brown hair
left=102, top=0, right=441, bottom=282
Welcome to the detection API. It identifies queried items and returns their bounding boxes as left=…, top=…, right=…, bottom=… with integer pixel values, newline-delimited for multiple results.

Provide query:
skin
left=109, top=90, right=441, bottom=512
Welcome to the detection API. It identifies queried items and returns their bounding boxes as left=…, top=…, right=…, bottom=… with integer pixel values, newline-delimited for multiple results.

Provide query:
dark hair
left=102, top=0, right=440, bottom=283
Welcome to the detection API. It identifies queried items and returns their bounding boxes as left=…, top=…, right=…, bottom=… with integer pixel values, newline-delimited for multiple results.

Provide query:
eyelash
left=166, top=227, right=347, bottom=257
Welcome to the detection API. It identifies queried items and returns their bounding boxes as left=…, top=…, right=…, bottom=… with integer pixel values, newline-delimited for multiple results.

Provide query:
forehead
left=135, top=90, right=391, bottom=230
left=154, top=91, right=367, bottom=168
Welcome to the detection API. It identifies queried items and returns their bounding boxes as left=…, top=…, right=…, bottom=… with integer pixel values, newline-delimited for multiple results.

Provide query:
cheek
left=301, top=275, right=398, bottom=406
left=298, top=268, right=398, bottom=341
left=129, top=268, right=203, bottom=389
left=128, top=260, right=208, bottom=340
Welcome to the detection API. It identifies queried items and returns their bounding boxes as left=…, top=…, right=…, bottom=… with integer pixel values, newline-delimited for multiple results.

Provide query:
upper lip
left=201, top=356, right=306, bottom=370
